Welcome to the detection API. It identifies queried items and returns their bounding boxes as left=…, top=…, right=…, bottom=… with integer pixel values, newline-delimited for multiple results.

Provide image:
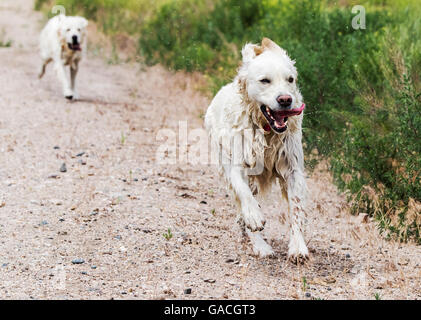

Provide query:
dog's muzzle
left=68, top=36, right=81, bottom=51
left=261, top=104, right=306, bottom=133
left=68, top=42, right=81, bottom=51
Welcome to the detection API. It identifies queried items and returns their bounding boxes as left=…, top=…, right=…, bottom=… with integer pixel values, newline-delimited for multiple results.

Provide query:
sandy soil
left=0, top=0, right=419, bottom=300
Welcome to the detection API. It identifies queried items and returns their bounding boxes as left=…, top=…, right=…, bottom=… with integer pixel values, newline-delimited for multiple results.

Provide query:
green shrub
left=332, top=75, right=420, bottom=242
left=35, top=0, right=165, bottom=34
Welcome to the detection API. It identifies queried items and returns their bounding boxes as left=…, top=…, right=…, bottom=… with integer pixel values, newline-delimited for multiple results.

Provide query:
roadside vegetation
left=0, top=29, right=12, bottom=47
left=35, top=0, right=420, bottom=243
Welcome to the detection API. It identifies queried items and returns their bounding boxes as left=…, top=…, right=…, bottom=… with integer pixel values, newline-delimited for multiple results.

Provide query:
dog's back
left=205, top=82, right=252, bottom=150
left=39, top=15, right=60, bottom=60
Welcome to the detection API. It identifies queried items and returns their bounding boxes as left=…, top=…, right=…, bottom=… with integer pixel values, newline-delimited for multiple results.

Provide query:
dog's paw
left=247, top=230, right=274, bottom=258
left=64, top=88, right=73, bottom=100
left=72, top=92, right=79, bottom=100
left=288, top=236, right=309, bottom=264
left=242, top=201, right=266, bottom=232
left=253, top=241, right=274, bottom=258
left=288, top=253, right=309, bottom=265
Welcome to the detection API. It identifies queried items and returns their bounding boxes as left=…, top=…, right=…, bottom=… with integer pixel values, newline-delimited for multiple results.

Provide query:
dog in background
left=39, top=14, right=88, bottom=100
left=205, top=38, right=309, bottom=263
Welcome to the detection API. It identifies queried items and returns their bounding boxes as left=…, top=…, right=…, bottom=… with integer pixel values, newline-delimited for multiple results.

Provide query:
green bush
left=35, top=0, right=165, bottom=34
left=35, top=0, right=421, bottom=242
left=332, top=75, right=420, bottom=242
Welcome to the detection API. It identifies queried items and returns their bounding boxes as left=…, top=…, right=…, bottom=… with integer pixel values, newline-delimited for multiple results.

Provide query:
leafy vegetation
left=35, top=0, right=420, bottom=243
left=163, top=228, right=173, bottom=241
left=0, top=40, right=12, bottom=48
left=0, top=29, right=12, bottom=47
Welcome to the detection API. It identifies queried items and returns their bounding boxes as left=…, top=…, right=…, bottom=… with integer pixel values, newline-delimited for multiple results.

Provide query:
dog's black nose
left=277, top=95, right=293, bottom=108
left=72, top=35, right=78, bottom=44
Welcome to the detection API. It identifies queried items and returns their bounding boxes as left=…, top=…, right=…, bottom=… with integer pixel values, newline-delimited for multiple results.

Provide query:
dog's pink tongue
left=273, top=103, right=306, bottom=119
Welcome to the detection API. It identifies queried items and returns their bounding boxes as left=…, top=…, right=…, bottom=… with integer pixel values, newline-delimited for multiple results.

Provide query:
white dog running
left=205, top=38, right=309, bottom=263
left=39, top=14, right=88, bottom=100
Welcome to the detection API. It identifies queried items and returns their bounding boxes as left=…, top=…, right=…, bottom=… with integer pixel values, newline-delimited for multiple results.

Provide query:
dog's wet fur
left=205, top=38, right=309, bottom=262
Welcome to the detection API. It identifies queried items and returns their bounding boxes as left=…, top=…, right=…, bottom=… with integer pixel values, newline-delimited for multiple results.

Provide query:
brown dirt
left=0, top=0, right=419, bottom=300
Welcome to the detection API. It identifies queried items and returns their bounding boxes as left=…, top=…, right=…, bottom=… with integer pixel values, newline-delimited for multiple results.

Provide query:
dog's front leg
left=285, top=170, right=309, bottom=263
left=70, top=60, right=79, bottom=100
left=54, top=60, right=73, bottom=99
left=227, top=165, right=266, bottom=232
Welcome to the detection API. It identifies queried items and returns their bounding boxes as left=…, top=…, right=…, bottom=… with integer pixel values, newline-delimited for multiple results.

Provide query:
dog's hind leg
left=226, top=165, right=266, bottom=232
left=38, top=58, right=52, bottom=79
left=246, top=229, right=274, bottom=257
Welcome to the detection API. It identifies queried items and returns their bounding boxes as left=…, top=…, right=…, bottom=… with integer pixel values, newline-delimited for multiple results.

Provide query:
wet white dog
left=39, top=14, right=88, bottom=100
left=205, top=38, right=308, bottom=263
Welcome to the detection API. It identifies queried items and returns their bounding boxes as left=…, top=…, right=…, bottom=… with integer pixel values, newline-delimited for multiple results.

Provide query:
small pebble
left=72, top=258, right=85, bottom=265
left=184, top=288, right=192, bottom=295
left=53, top=146, right=60, bottom=150
left=76, top=152, right=85, bottom=157
left=346, top=253, right=351, bottom=259
left=60, top=163, right=67, bottom=173
left=305, top=292, right=311, bottom=298
left=200, top=201, right=207, bottom=205
left=91, top=265, right=97, bottom=269
left=40, top=220, right=48, bottom=226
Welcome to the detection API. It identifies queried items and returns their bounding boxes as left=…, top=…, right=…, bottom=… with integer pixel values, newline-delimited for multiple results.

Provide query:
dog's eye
left=260, top=79, right=271, bottom=84
left=288, top=77, right=294, bottom=83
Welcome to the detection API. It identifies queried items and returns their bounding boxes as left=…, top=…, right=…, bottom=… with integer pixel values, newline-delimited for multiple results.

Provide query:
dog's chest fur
left=241, top=97, right=303, bottom=194
left=60, top=42, right=81, bottom=67
left=243, top=120, right=303, bottom=196
left=206, top=81, right=304, bottom=195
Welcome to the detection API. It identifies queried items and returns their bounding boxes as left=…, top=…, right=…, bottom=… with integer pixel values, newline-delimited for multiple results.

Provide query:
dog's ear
left=78, top=17, right=88, bottom=29
left=241, top=43, right=263, bottom=63
left=261, top=37, right=287, bottom=55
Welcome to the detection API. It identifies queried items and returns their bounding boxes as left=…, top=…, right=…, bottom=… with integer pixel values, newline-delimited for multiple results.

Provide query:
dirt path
left=0, top=0, right=419, bottom=300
